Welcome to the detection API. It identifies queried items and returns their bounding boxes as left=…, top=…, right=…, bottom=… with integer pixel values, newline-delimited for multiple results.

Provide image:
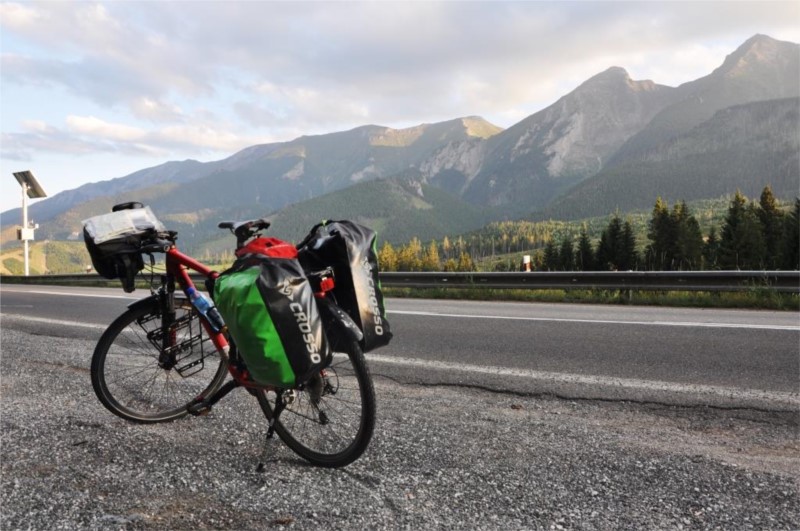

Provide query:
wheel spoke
left=91, top=297, right=228, bottom=423
left=255, top=337, right=375, bottom=467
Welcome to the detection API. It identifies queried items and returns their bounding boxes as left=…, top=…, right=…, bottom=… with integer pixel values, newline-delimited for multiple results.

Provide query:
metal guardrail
left=380, top=271, right=800, bottom=293
left=2, top=271, right=799, bottom=293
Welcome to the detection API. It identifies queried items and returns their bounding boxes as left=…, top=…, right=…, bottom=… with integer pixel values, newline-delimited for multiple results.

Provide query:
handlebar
left=140, top=238, right=172, bottom=254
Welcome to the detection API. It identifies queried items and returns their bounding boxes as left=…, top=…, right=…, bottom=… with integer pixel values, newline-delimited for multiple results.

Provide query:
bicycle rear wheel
left=255, top=336, right=376, bottom=468
left=91, top=296, right=229, bottom=423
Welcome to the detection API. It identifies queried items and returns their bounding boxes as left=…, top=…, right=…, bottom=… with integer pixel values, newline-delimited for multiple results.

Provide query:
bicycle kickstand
left=266, top=397, right=287, bottom=440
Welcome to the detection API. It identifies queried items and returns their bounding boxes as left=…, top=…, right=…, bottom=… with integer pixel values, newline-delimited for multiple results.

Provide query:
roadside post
left=12, top=171, right=48, bottom=276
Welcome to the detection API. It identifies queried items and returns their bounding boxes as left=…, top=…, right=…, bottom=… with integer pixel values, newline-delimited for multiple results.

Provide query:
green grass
left=3, top=273, right=796, bottom=310
left=383, top=287, right=800, bottom=311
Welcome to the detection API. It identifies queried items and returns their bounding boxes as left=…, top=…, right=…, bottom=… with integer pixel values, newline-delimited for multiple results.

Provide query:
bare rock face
left=515, top=67, right=675, bottom=178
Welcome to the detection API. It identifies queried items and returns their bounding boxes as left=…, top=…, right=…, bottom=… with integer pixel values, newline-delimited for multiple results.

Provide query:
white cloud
left=66, top=115, right=146, bottom=142
left=0, top=2, right=43, bottom=27
left=130, top=97, right=185, bottom=123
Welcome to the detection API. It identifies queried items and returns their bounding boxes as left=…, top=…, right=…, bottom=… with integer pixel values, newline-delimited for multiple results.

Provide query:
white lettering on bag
left=289, top=301, right=321, bottom=364
left=362, top=259, right=384, bottom=336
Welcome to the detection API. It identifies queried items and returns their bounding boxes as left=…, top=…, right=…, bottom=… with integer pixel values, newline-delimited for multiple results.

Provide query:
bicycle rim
left=91, top=297, right=229, bottom=423
left=256, top=337, right=376, bottom=467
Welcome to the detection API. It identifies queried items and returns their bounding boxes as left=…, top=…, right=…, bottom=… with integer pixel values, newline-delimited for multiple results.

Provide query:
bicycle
left=88, top=203, right=376, bottom=468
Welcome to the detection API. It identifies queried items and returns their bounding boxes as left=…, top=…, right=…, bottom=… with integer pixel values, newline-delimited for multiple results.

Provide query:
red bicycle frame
left=163, top=246, right=230, bottom=360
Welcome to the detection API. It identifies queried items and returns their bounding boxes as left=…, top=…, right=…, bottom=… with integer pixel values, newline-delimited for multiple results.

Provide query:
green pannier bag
left=213, top=242, right=329, bottom=388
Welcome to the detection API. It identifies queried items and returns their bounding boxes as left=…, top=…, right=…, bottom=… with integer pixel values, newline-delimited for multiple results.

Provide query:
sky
left=1, top=1, right=799, bottom=216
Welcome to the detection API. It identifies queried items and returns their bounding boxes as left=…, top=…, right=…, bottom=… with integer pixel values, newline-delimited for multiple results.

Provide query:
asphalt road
left=1, top=285, right=798, bottom=529
left=2, top=285, right=798, bottom=408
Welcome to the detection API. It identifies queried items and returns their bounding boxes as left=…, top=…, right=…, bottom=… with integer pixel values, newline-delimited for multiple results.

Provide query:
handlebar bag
left=213, top=242, right=329, bottom=388
left=82, top=207, right=165, bottom=292
left=297, top=220, right=392, bottom=352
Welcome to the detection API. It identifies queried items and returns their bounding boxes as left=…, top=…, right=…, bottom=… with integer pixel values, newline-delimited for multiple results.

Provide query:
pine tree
left=576, top=227, right=595, bottom=271
left=719, top=191, right=766, bottom=269
left=456, top=251, right=475, bottom=272
left=618, top=220, right=638, bottom=271
left=542, top=240, right=559, bottom=271
left=703, top=225, right=720, bottom=270
left=758, top=186, right=784, bottom=269
left=558, top=236, right=575, bottom=271
left=397, top=238, right=423, bottom=271
left=378, top=242, right=399, bottom=272
left=672, top=201, right=703, bottom=270
left=646, top=197, right=673, bottom=270
left=421, top=240, right=441, bottom=271
left=781, top=198, right=800, bottom=270
left=596, top=230, right=612, bottom=271
left=596, top=214, right=623, bottom=270
left=441, top=236, right=452, bottom=260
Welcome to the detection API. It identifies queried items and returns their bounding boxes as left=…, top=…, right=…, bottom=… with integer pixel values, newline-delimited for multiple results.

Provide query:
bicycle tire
left=91, top=296, right=229, bottom=423
left=255, top=336, right=376, bottom=468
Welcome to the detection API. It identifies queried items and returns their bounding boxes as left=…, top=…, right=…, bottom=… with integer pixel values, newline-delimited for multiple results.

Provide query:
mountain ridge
left=1, top=34, right=797, bottom=251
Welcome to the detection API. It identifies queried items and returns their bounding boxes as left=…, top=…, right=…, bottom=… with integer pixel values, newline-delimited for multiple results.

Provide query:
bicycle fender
left=316, top=297, right=364, bottom=344
left=127, top=294, right=159, bottom=313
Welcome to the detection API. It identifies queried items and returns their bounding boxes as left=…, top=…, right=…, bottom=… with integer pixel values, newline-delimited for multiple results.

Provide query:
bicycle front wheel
left=91, top=296, right=229, bottom=423
left=255, top=336, right=376, bottom=468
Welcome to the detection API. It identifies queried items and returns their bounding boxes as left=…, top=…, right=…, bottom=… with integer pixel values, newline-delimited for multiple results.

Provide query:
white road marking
left=2, top=288, right=136, bottom=300
left=388, top=310, right=800, bottom=331
left=3, top=287, right=797, bottom=330
left=4, top=313, right=798, bottom=407
left=2, top=314, right=108, bottom=330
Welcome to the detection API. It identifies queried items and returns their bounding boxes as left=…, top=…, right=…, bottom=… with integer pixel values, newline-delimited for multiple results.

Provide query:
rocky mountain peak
left=577, top=66, right=660, bottom=94
left=713, top=34, right=799, bottom=79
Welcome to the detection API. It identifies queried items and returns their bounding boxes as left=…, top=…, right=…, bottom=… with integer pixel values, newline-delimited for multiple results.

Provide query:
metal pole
left=22, top=182, right=29, bottom=276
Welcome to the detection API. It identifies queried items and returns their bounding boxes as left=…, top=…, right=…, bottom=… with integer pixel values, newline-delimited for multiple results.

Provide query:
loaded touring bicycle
left=84, top=202, right=391, bottom=467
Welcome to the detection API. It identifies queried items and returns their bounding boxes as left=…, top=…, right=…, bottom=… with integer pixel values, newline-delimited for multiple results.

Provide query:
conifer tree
left=576, top=227, right=595, bottom=271
left=618, top=220, right=638, bottom=271
left=441, top=236, right=452, bottom=260
left=672, top=201, right=703, bottom=270
left=378, top=242, right=399, bottom=272
left=596, top=214, right=623, bottom=270
left=421, top=240, right=441, bottom=271
left=781, top=198, right=800, bottom=270
left=542, top=240, right=559, bottom=271
left=595, top=230, right=612, bottom=271
left=646, top=197, right=672, bottom=270
left=758, top=186, right=784, bottom=269
left=397, top=237, right=423, bottom=271
left=719, top=191, right=766, bottom=269
left=703, top=225, right=720, bottom=270
left=558, top=236, right=575, bottom=271
left=456, top=251, right=475, bottom=272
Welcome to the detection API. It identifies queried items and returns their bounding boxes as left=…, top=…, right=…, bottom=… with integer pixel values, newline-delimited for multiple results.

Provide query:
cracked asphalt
left=1, top=323, right=798, bottom=530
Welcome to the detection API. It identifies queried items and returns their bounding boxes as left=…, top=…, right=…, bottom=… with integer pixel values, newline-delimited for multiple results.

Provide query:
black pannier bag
left=297, top=220, right=392, bottom=352
left=82, top=207, right=165, bottom=293
left=213, top=240, right=330, bottom=388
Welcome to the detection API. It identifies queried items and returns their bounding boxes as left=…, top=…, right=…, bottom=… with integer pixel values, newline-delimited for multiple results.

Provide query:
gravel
left=1, top=325, right=798, bottom=530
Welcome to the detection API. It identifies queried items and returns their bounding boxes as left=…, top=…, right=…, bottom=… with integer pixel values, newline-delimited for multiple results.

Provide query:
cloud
left=66, top=116, right=146, bottom=142
left=2, top=113, right=266, bottom=161
left=1, top=0, right=798, bottom=172
left=6, top=2, right=798, bottom=117
left=130, top=97, right=185, bottom=123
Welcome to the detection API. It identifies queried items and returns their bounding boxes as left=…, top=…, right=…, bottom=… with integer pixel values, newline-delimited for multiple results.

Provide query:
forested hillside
left=378, top=188, right=799, bottom=272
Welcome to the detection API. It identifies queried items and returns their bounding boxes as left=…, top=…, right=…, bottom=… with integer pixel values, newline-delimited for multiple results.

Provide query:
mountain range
left=1, top=34, right=797, bottom=252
